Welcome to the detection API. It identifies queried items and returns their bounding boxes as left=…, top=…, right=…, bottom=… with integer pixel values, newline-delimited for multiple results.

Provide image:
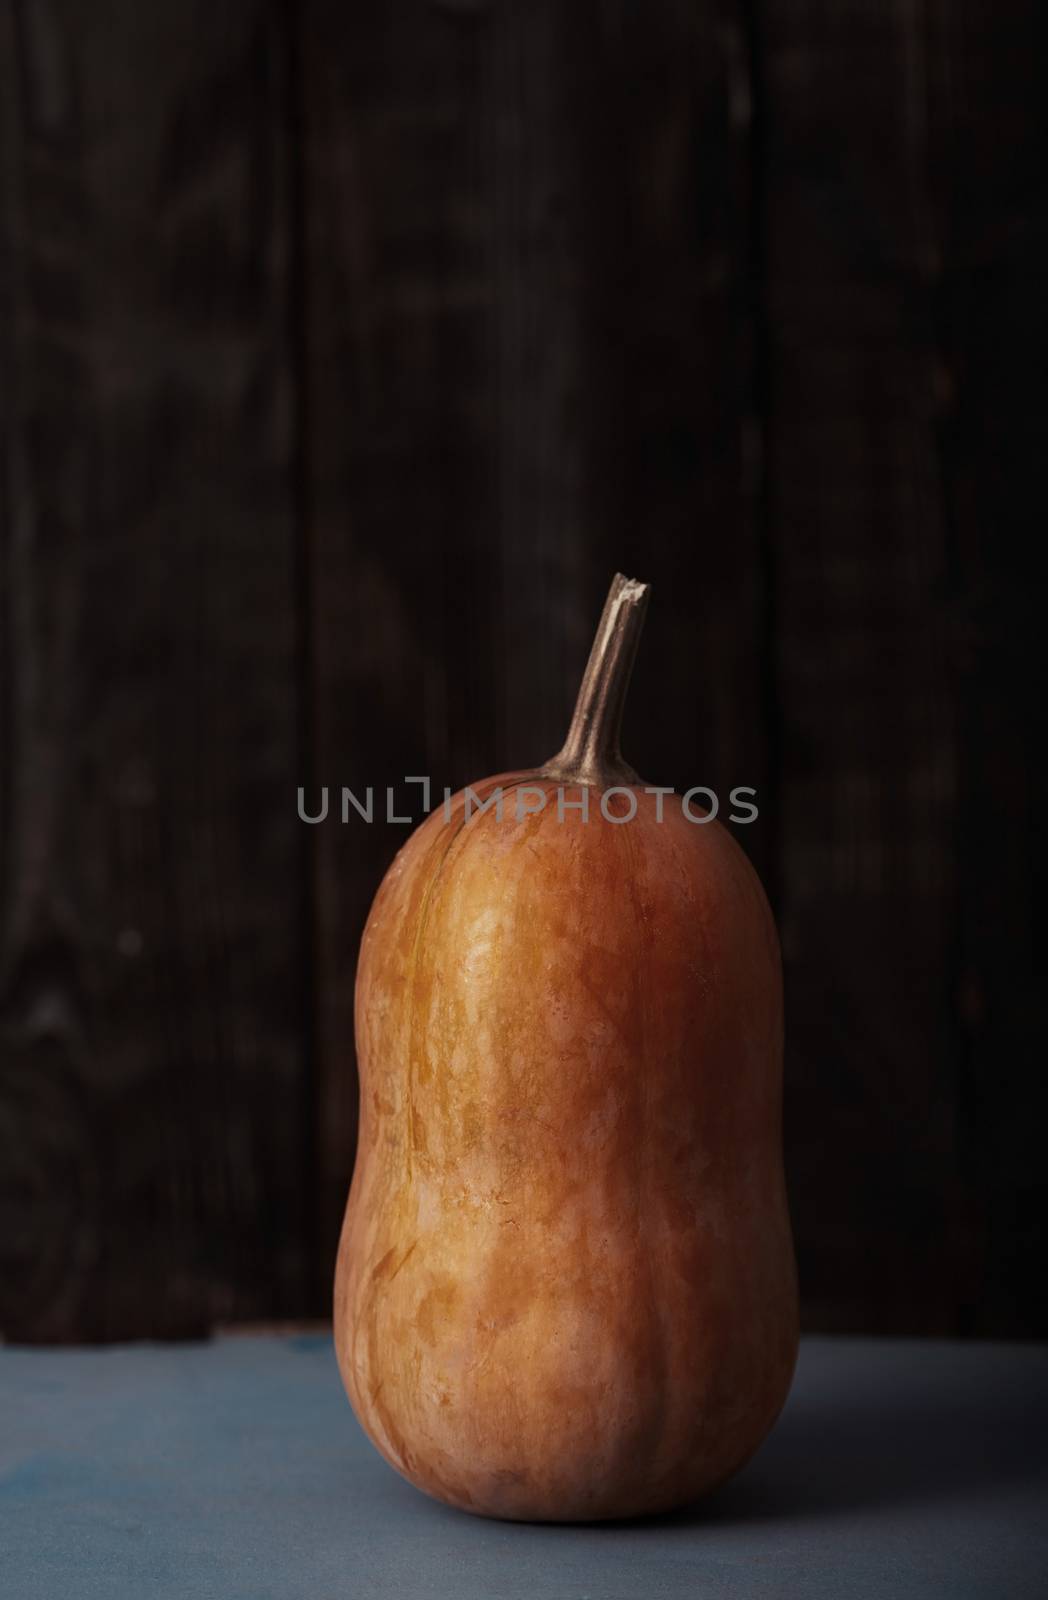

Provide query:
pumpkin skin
left=334, top=770, right=798, bottom=1521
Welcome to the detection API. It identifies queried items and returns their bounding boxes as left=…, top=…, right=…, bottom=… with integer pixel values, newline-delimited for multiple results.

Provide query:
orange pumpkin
left=335, top=574, right=797, bottom=1520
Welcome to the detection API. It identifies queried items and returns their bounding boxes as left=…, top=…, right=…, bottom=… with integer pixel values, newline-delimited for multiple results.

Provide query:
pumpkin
left=334, top=573, right=797, bottom=1520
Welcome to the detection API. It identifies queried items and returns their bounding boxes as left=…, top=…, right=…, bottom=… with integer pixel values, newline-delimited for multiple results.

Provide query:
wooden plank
left=923, top=0, right=1048, bottom=1336
left=0, top=0, right=304, bottom=1339
left=568, top=2, right=769, bottom=870
left=303, top=0, right=503, bottom=1291
left=763, top=0, right=1047, bottom=1333
left=761, top=1, right=960, bottom=1332
left=303, top=0, right=765, bottom=1292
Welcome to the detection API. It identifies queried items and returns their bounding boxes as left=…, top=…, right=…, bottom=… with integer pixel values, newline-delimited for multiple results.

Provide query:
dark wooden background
left=1, top=0, right=1045, bottom=1342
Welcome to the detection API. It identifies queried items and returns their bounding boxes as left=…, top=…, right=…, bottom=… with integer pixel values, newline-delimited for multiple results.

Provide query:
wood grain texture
left=761, top=0, right=1048, bottom=1334
left=1, top=1, right=1044, bottom=1339
left=302, top=0, right=503, bottom=1289
left=923, top=0, right=1048, bottom=1336
left=760, top=0, right=962, bottom=1332
left=573, top=1, right=770, bottom=866
left=0, top=0, right=305, bottom=1339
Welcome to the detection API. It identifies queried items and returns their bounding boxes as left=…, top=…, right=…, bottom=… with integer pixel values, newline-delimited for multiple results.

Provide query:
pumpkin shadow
left=631, top=1341, right=1048, bottom=1530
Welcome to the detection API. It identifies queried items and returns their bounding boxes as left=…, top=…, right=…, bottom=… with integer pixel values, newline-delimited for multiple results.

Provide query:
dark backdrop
left=1, top=0, right=1045, bottom=1343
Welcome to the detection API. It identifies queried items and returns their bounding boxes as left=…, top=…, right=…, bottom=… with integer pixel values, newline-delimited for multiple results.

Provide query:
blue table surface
left=2, top=1333, right=1046, bottom=1599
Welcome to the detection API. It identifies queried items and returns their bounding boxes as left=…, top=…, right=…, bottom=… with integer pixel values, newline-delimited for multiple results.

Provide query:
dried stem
left=540, top=572, right=651, bottom=788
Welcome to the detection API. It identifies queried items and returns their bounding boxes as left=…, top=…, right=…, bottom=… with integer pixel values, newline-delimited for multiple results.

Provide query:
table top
left=2, top=1332, right=1046, bottom=1598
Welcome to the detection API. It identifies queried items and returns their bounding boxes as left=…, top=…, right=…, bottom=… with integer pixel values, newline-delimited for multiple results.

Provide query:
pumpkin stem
left=540, top=572, right=650, bottom=788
